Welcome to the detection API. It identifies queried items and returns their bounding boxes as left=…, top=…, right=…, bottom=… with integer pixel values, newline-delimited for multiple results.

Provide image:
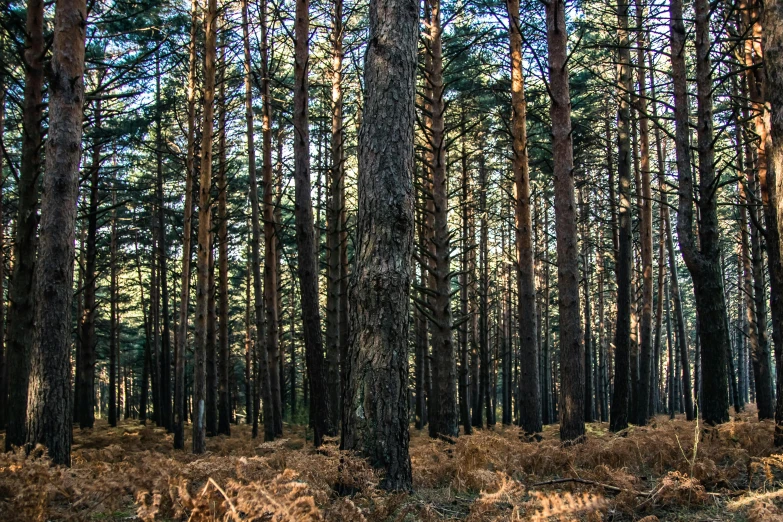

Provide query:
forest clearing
left=2, top=410, right=783, bottom=521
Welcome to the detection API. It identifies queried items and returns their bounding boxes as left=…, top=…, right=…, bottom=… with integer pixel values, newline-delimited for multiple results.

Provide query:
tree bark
left=507, top=0, right=541, bottom=436
left=175, top=0, right=198, bottom=450
left=6, top=0, right=43, bottom=451
left=26, top=0, right=87, bottom=466
left=193, top=0, right=217, bottom=454
left=341, top=0, right=417, bottom=491
left=217, top=36, right=231, bottom=436
left=611, top=0, right=633, bottom=433
left=546, top=0, right=584, bottom=442
left=671, top=0, right=730, bottom=425
left=293, top=0, right=332, bottom=444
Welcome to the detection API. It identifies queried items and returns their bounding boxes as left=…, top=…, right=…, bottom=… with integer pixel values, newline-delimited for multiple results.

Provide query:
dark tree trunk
left=6, top=0, right=43, bottom=451
left=671, top=0, right=729, bottom=424
left=293, top=0, right=332, bottom=444
left=340, top=0, right=417, bottom=491
left=217, top=39, right=231, bottom=436
left=611, top=0, right=633, bottom=433
left=26, top=0, right=87, bottom=465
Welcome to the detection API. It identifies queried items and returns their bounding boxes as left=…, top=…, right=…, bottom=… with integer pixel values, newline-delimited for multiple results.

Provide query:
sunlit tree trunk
left=193, top=0, right=217, bottom=453
left=546, top=0, right=584, bottom=442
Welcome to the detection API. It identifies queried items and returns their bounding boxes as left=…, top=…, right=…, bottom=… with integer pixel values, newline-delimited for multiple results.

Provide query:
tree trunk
left=193, top=0, right=217, bottom=453
left=459, top=117, right=472, bottom=435
left=217, top=37, right=231, bottom=436
left=77, top=99, right=101, bottom=430
left=206, top=233, right=217, bottom=435
left=260, top=0, right=283, bottom=436
left=635, top=0, right=653, bottom=426
left=175, top=0, right=198, bottom=450
left=670, top=0, right=728, bottom=424
left=507, top=0, right=540, bottom=436
left=546, top=0, right=584, bottom=442
left=580, top=189, right=594, bottom=423
left=26, top=0, right=86, bottom=465
left=611, top=0, right=633, bottom=433
left=761, top=0, right=783, bottom=445
left=6, top=0, right=43, bottom=451
left=293, top=0, right=332, bottom=444
left=341, top=0, right=417, bottom=491
left=109, top=179, right=118, bottom=428
left=326, top=0, right=344, bottom=432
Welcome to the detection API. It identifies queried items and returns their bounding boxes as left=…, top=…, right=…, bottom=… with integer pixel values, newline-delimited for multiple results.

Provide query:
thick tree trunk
left=507, top=0, right=541, bottom=436
left=293, top=0, right=332, bottom=444
left=670, top=0, right=729, bottom=424
left=0, top=78, right=6, bottom=430
left=341, top=0, right=417, bottom=491
left=546, top=0, right=584, bottom=443
left=761, top=0, right=783, bottom=445
left=611, top=0, right=633, bottom=433
left=6, top=0, right=43, bottom=451
left=174, top=0, right=198, bottom=450
left=193, top=0, right=217, bottom=454
left=26, top=0, right=87, bottom=466
left=206, top=235, right=217, bottom=435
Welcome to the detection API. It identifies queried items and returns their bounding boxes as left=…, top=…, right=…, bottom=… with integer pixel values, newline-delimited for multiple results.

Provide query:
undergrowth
left=1, top=408, right=782, bottom=520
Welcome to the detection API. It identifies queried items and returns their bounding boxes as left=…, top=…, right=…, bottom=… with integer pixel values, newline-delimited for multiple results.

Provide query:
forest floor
left=1, top=409, right=783, bottom=521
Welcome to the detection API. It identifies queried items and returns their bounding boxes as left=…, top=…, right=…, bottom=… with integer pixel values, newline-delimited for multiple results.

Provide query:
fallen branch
left=530, top=477, right=649, bottom=496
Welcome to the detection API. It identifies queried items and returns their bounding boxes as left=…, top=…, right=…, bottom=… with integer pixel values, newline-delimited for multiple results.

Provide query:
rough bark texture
left=672, top=0, right=730, bottom=425
left=341, top=0, right=417, bottom=491
left=193, top=0, right=217, bottom=454
left=611, top=0, right=632, bottom=433
left=762, top=0, right=783, bottom=445
left=6, top=0, right=43, bottom=451
left=507, top=0, right=541, bottom=436
left=293, top=0, right=332, bottom=444
left=546, top=0, right=584, bottom=443
left=25, top=0, right=87, bottom=466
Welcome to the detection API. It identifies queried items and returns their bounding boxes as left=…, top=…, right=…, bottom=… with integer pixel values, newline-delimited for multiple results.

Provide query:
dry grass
left=1, top=408, right=781, bottom=520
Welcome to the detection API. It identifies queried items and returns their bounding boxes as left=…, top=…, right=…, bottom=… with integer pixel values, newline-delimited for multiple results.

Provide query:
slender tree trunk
left=109, top=180, right=118, bottom=427
left=242, top=0, right=274, bottom=441
left=6, top=0, right=43, bottom=450
left=580, top=189, right=594, bottom=423
left=26, top=0, right=86, bottom=465
left=670, top=0, right=729, bottom=424
left=507, top=0, right=540, bottom=435
left=326, top=0, right=344, bottom=432
left=611, top=0, right=633, bottom=432
left=341, top=0, right=417, bottom=491
left=0, top=78, right=6, bottom=430
left=77, top=99, right=102, bottom=430
left=459, top=118, right=472, bottom=435
left=260, top=0, right=283, bottom=436
left=217, top=37, right=231, bottom=436
left=174, top=0, right=198, bottom=450
left=206, top=233, right=218, bottom=435
left=193, top=0, right=217, bottom=453
left=546, top=0, right=584, bottom=442
left=293, top=0, right=332, bottom=444
left=635, top=0, right=653, bottom=426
